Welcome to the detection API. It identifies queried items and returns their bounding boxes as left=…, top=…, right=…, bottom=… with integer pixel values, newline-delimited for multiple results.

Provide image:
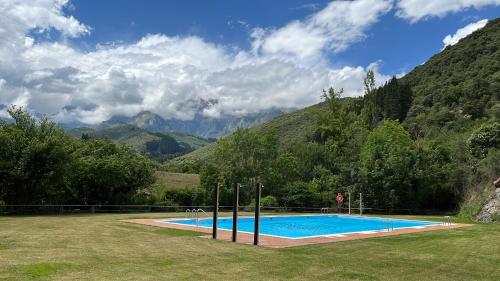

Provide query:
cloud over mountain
left=443, top=19, right=488, bottom=47
left=7, top=1, right=495, bottom=124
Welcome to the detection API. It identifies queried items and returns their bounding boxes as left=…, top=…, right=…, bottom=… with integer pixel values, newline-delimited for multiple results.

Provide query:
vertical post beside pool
left=348, top=192, right=351, bottom=215
left=359, top=193, right=363, bottom=215
left=254, top=182, right=262, bottom=246
left=232, top=183, right=240, bottom=242
left=212, top=183, right=220, bottom=239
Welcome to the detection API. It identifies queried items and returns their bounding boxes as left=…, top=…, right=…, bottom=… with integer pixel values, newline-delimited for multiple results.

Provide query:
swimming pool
left=162, top=215, right=441, bottom=239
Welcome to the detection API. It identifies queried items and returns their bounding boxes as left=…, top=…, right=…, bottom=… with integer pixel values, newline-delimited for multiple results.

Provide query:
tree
left=265, top=152, right=300, bottom=199
left=314, top=87, right=344, bottom=143
left=200, top=162, right=225, bottom=204
left=360, top=120, right=417, bottom=209
left=364, top=69, right=376, bottom=96
left=467, top=122, right=500, bottom=158
left=214, top=128, right=278, bottom=204
left=0, top=106, right=75, bottom=204
left=0, top=107, right=155, bottom=206
left=70, top=139, right=155, bottom=205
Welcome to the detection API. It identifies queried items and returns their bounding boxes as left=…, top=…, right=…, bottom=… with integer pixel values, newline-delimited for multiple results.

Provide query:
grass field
left=154, top=171, right=200, bottom=188
left=0, top=213, right=499, bottom=281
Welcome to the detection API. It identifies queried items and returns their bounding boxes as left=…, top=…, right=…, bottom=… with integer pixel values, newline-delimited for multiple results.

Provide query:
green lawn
left=0, top=213, right=499, bottom=280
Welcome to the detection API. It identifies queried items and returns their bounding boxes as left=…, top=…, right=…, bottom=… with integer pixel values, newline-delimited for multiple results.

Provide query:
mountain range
left=64, top=107, right=290, bottom=139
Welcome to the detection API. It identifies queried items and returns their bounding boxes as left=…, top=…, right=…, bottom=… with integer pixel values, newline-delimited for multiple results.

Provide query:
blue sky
left=69, top=0, right=500, bottom=75
left=0, top=0, right=499, bottom=124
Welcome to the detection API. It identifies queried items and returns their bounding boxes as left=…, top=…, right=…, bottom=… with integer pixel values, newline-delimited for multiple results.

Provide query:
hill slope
left=401, top=18, right=499, bottom=135
left=173, top=18, right=499, bottom=165
left=172, top=102, right=329, bottom=163
left=68, top=125, right=213, bottom=161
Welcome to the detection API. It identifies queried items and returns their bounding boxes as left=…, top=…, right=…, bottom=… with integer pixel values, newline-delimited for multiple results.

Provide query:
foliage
left=467, top=122, right=500, bottom=158
left=260, top=195, right=278, bottom=207
left=402, top=18, right=500, bottom=137
left=265, top=152, right=300, bottom=199
left=192, top=19, right=500, bottom=214
left=172, top=102, right=328, bottom=164
left=0, top=107, right=76, bottom=204
left=0, top=107, right=155, bottom=205
left=3, top=19, right=500, bottom=214
left=282, top=181, right=322, bottom=208
left=360, top=120, right=417, bottom=208
left=214, top=128, right=278, bottom=204
left=162, top=187, right=207, bottom=206
left=363, top=77, right=412, bottom=128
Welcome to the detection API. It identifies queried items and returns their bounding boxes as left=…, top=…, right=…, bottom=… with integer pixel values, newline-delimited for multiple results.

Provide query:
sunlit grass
left=0, top=212, right=498, bottom=280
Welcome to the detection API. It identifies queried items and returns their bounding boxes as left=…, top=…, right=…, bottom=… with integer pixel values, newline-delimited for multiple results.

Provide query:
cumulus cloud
left=443, top=19, right=488, bottom=47
left=396, top=0, right=500, bottom=22
left=255, top=0, right=393, bottom=59
left=0, top=0, right=392, bottom=124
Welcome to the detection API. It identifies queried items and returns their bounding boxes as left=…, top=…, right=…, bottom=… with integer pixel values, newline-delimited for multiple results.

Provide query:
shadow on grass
left=339, top=271, right=378, bottom=281
left=117, top=221, right=204, bottom=237
left=153, top=228, right=204, bottom=237
left=13, top=262, right=76, bottom=279
left=0, top=243, right=9, bottom=250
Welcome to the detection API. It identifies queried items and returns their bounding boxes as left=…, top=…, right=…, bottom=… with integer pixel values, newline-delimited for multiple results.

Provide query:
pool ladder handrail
left=381, top=221, right=394, bottom=232
left=321, top=207, right=330, bottom=214
left=196, top=208, right=210, bottom=218
left=443, top=216, right=452, bottom=226
left=185, top=208, right=209, bottom=226
left=186, top=209, right=194, bottom=220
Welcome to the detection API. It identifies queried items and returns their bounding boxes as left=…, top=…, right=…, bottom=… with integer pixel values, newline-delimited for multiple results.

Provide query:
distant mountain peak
left=93, top=108, right=291, bottom=138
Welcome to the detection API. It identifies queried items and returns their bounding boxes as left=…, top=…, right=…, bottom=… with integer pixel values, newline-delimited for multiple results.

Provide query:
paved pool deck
left=123, top=217, right=471, bottom=248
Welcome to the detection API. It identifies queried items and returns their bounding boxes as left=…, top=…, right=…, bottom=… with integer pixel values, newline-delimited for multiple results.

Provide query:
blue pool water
left=162, top=215, right=440, bottom=239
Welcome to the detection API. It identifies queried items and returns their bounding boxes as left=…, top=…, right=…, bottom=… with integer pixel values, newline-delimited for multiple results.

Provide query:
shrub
left=261, top=196, right=278, bottom=207
left=491, top=212, right=500, bottom=222
left=467, top=122, right=500, bottom=158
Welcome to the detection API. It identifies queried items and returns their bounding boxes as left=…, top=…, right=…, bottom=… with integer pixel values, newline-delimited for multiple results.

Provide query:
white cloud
left=396, top=0, right=500, bottom=22
left=256, top=0, right=393, bottom=59
left=0, top=0, right=392, bottom=124
left=0, top=0, right=89, bottom=59
left=328, top=62, right=392, bottom=96
left=443, top=19, right=488, bottom=47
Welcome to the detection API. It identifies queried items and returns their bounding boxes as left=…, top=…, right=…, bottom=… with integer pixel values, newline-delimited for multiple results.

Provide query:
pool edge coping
left=157, top=215, right=445, bottom=239
left=122, top=216, right=472, bottom=248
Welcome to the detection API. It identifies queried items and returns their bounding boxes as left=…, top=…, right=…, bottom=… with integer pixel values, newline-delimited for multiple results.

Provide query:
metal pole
left=359, top=192, right=363, bottom=216
left=348, top=192, right=351, bottom=215
left=232, top=183, right=240, bottom=242
left=254, top=183, right=262, bottom=246
left=212, top=183, right=220, bottom=239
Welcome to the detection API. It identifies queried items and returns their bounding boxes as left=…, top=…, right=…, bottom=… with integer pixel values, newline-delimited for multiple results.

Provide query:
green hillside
left=68, top=125, right=213, bottom=161
left=172, top=102, right=329, bottom=163
left=401, top=18, right=499, bottom=136
left=171, top=18, right=499, bottom=217
left=175, top=19, right=499, bottom=164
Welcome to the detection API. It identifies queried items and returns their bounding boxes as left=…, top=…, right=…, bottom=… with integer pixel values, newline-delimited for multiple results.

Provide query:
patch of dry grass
left=154, top=171, right=200, bottom=189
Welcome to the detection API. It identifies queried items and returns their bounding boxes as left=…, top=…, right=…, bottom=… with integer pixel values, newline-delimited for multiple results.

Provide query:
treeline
left=191, top=71, right=499, bottom=212
left=0, top=107, right=155, bottom=206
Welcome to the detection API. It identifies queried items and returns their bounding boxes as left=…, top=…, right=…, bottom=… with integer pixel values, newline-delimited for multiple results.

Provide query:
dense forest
left=0, top=19, right=498, bottom=219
